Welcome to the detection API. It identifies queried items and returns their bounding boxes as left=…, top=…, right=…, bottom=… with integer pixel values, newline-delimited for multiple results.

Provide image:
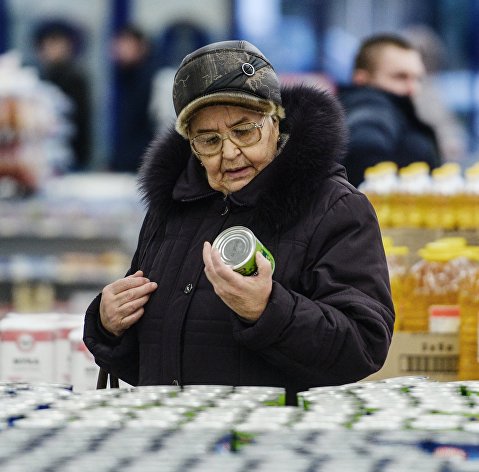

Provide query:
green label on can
left=213, top=226, right=275, bottom=277
left=235, top=240, right=275, bottom=276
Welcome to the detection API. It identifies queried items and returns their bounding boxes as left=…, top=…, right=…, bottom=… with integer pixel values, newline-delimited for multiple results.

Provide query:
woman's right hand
left=99, top=270, right=158, bottom=337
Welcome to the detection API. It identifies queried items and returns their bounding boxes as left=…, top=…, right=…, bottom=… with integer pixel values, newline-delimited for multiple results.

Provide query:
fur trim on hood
left=139, top=85, right=347, bottom=231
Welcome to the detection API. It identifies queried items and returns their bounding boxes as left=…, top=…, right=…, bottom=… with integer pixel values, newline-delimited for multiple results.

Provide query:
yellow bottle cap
left=385, top=246, right=409, bottom=256
left=375, top=161, right=398, bottom=172
left=418, top=247, right=463, bottom=262
left=408, top=162, right=430, bottom=172
left=427, top=237, right=467, bottom=248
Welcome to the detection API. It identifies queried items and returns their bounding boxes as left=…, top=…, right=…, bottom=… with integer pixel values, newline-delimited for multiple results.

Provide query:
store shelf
left=0, top=173, right=143, bottom=313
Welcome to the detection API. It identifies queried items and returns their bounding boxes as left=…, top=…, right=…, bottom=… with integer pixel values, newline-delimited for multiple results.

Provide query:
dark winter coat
left=84, top=85, right=395, bottom=402
left=338, top=85, right=441, bottom=187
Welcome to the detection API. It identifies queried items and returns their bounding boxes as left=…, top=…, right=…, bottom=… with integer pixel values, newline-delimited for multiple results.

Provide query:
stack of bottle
left=360, top=161, right=479, bottom=229
left=457, top=247, right=479, bottom=380
left=0, top=51, right=71, bottom=195
left=382, top=236, right=409, bottom=332
left=401, top=237, right=468, bottom=333
left=384, top=236, right=479, bottom=381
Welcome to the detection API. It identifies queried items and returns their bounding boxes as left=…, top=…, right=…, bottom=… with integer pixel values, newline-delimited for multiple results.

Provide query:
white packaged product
left=0, top=315, right=57, bottom=382
left=55, top=314, right=84, bottom=384
left=69, top=326, right=98, bottom=392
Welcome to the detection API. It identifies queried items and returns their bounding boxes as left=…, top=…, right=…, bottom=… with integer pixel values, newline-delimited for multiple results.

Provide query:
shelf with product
left=360, top=161, right=479, bottom=232
left=0, top=51, right=143, bottom=315
left=369, top=227, right=479, bottom=383
left=358, top=161, right=479, bottom=383
left=4, top=379, right=479, bottom=469
left=0, top=173, right=144, bottom=316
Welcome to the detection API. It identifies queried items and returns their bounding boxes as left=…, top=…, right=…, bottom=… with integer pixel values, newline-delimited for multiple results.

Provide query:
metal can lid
left=212, top=226, right=256, bottom=269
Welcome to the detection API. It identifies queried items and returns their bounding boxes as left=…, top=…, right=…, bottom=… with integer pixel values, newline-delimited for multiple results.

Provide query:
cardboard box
left=366, top=331, right=459, bottom=382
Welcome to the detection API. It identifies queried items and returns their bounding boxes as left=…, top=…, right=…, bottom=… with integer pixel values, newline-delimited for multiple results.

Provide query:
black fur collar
left=138, top=85, right=347, bottom=231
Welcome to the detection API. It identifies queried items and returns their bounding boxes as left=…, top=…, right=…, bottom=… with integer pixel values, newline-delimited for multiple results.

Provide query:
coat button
left=184, top=283, right=193, bottom=294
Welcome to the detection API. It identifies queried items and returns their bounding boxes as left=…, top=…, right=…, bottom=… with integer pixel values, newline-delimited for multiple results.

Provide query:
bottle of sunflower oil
left=424, top=163, right=463, bottom=230
left=384, top=242, right=410, bottom=331
left=408, top=161, right=432, bottom=228
left=457, top=164, right=479, bottom=230
left=359, top=166, right=385, bottom=225
left=390, top=162, right=431, bottom=228
left=458, top=246, right=479, bottom=380
left=401, top=240, right=466, bottom=332
left=359, top=161, right=398, bottom=228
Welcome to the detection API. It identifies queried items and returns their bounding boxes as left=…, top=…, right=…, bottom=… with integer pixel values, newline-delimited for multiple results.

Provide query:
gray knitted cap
left=173, top=40, right=285, bottom=138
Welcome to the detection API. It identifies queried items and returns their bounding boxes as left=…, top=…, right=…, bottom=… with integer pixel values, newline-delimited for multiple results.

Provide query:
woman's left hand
left=202, top=241, right=273, bottom=322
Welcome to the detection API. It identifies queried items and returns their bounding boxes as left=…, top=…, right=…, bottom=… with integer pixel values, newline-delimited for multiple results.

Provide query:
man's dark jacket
left=84, top=85, right=395, bottom=402
left=110, top=58, right=156, bottom=173
left=338, top=85, right=441, bottom=187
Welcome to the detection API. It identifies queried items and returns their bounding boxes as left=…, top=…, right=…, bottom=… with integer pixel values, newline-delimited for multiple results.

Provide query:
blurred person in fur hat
left=84, top=40, right=394, bottom=405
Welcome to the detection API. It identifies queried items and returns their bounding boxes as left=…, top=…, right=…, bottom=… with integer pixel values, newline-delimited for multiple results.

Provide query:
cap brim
left=175, top=91, right=285, bottom=139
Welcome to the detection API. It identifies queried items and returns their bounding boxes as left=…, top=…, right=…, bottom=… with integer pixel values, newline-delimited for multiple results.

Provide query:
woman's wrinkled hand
left=202, top=241, right=273, bottom=322
left=99, top=270, right=158, bottom=337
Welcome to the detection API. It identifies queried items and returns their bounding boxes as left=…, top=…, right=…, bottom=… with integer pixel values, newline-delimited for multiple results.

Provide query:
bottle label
left=428, top=305, right=460, bottom=333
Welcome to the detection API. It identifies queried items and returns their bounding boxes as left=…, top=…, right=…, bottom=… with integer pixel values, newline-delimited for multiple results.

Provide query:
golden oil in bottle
left=401, top=240, right=466, bottom=332
left=390, top=162, right=430, bottom=228
left=425, top=163, right=463, bottom=230
left=359, top=162, right=398, bottom=228
left=457, top=164, right=479, bottom=230
left=384, top=240, right=410, bottom=331
left=458, top=247, right=479, bottom=380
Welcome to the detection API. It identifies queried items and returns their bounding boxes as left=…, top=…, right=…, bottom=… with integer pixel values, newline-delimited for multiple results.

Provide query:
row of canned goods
left=3, top=428, right=479, bottom=471
left=2, top=380, right=479, bottom=469
left=5, top=378, right=479, bottom=431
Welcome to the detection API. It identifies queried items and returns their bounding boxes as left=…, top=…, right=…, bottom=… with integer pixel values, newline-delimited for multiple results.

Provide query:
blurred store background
left=1, top=0, right=478, bottom=172
left=1, top=0, right=479, bottom=388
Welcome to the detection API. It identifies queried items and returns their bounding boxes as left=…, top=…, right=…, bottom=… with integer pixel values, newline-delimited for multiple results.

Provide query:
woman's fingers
left=118, top=293, right=153, bottom=318
left=117, top=281, right=157, bottom=307
left=202, top=241, right=273, bottom=322
left=203, top=241, right=237, bottom=283
left=110, top=275, right=150, bottom=296
left=210, top=246, right=235, bottom=278
left=100, top=276, right=157, bottom=336
left=255, top=251, right=273, bottom=277
left=118, top=307, right=145, bottom=331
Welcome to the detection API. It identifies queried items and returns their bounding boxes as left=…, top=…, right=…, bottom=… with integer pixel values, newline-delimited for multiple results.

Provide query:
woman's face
left=188, top=105, right=280, bottom=194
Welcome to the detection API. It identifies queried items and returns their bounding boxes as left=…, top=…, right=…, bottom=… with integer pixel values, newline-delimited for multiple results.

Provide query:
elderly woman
left=84, top=40, right=394, bottom=404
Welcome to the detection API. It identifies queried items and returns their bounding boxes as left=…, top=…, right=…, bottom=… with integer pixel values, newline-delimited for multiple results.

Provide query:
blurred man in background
left=109, top=25, right=156, bottom=173
left=34, top=19, right=91, bottom=171
left=338, top=34, right=441, bottom=187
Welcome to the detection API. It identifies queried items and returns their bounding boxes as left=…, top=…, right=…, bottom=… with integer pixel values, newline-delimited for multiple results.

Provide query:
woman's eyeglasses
left=190, top=115, right=267, bottom=157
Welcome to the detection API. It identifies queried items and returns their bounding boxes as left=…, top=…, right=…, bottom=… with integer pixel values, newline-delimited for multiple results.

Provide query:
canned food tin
left=212, top=226, right=275, bottom=276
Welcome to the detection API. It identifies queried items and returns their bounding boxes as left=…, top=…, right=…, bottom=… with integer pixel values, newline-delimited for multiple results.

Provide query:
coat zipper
left=221, top=194, right=229, bottom=216
left=173, top=198, right=231, bottom=385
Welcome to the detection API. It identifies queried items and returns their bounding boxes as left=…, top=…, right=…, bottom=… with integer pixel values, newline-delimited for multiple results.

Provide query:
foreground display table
left=2, top=378, right=479, bottom=470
